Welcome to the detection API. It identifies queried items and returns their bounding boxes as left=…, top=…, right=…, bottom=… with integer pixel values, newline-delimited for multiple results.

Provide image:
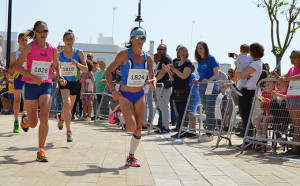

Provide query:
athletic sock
left=67, top=129, right=72, bottom=133
left=129, top=134, right=141, bottom=155
left=38, top=148, right=44, bottom=152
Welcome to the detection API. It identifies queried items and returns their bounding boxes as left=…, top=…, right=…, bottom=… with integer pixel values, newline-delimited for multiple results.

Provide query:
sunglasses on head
left=157, top=48, right=166, bottom=51
left=35, top=29, right=48, bottom=34
left=87, top=55, right=92, bottom=57
left=131, top=35, right=146, bottom=40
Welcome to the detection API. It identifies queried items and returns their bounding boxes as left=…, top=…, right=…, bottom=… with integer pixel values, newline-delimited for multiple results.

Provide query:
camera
left=228, top=53, right=234, bottom=58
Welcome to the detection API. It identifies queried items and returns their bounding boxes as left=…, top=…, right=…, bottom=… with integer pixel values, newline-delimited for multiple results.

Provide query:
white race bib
left=127, top=69, right=149, bottom=87
left=60, top=62, right=77, bottom=76
left=287, top=79, right=300, bottom=96
left=31, top=60, right=51, bottom=80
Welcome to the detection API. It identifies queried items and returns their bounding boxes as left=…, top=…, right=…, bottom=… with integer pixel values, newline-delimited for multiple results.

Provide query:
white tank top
left=15, top=49, right=21, bottom=60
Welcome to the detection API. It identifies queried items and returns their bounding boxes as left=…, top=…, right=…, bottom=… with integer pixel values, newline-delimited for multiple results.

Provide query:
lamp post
left=6, top=0, right=12, bottom=69
left=134, top=0, right=143, bottom=26
left=112, top=6, right=117, bottom=39
left=190, top=20, right=195, bottom=54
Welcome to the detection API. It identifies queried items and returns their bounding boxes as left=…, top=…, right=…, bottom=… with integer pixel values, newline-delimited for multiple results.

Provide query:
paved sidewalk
left=0, top=115, right=300, bottom=186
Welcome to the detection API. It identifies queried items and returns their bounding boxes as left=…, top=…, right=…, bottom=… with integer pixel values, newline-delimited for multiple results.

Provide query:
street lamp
left=6, top=0, right=12, bottom=69
left=134, top=0, right=143, bottom=27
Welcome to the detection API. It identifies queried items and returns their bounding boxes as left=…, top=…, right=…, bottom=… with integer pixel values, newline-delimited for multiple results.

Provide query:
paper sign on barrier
left=205, top=82, right=214, bottom=95
left=287, top=79, right=300, bottom=96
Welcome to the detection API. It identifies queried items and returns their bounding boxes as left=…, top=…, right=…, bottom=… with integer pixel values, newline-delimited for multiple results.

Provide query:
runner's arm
left=14, top=44, right=39, bottom=81
left=76, top=49, right=88, bottom=73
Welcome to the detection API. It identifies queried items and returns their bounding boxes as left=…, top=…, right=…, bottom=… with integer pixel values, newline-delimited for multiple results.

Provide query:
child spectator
left=80, top=60, right=95, bottom=121
left=254, top=80, right=277, bottom=138
left=270, top=80, right=290, bottom=140
left=233, top=44, right=253, bottom=95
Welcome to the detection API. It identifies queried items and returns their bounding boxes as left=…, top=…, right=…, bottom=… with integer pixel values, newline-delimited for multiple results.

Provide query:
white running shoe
left=198, top=134, right=214, bottom=142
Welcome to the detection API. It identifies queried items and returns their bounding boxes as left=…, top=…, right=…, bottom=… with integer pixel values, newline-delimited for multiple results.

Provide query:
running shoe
left=21, top=111, right=29, bottom=132
left=57, top=113, right=64, bottom=130
left=126, top=155, right=141, bottom=167
left=36, top=149, right=48, bottom=162
left=13, top=120, right=20, bottom=133
left=67, top=131, right=73, bottom=142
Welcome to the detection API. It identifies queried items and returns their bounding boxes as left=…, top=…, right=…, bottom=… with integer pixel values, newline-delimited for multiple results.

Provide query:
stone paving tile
left=1, top=115, right=300, bottom=185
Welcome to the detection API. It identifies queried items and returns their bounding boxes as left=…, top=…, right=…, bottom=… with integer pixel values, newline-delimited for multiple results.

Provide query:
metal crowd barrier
left=94, top=84, right=120, bottom=124
left=177, top=81, right=237, bottom=147
left=241, top=78, right=300, bottom=154
left=145, top=83, right=164, bottom=134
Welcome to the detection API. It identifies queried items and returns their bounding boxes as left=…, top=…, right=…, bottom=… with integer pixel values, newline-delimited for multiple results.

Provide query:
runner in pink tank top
left=21, top=40, right=53, bottom=83
left=13, top=21, right=62, bottom=162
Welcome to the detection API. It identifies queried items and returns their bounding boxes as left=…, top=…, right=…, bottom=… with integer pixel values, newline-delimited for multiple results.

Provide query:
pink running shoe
left=126, top=155, right=141, bottom=167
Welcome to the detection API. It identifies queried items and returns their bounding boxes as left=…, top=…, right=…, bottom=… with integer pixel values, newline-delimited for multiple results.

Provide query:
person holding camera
left=155, top=44, right=173, bottom=133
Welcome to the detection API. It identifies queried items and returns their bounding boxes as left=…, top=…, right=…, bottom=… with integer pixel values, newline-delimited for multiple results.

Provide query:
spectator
left=164, top=46, right=192, bottom=138
left=80, top=60, right=95, bottom=121
left=254, top=80, right=277, bottom=139
left=95, top=61, right=106, bottom=104
left=194, top=41, right=219, bottom=142
left=270, top=80, right=290, bottom=140
left=153, top=53, right=162, bottom=127
left=233, top=44, right=253, bottom=93
left=187, top=64, right=200, bottom=137
left=155, top=44, right=173, bottom=133
left=274, top=50, right=300, bottom=156
left=235, top=42, right=264, bottom=150
left=227, top=68, right=235, bottom=80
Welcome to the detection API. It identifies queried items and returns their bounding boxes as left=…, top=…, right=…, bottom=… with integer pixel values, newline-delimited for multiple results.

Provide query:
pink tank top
left=22, top=40, right=54, bottom=83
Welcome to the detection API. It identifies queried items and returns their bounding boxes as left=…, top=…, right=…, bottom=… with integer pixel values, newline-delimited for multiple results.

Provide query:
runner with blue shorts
left=9, top=33, right=28, bottom=133
left=105, top=27, right=156, bottom=167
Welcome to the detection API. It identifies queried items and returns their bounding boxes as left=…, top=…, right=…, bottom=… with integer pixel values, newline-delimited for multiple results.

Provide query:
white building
left=0, top=31, right=18, bottom=65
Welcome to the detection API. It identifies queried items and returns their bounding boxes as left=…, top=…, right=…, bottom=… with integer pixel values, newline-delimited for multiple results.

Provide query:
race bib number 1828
left=31, top=60, right=51, bottom=80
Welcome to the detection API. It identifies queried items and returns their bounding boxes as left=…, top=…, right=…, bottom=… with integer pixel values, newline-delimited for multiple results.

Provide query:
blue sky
left=0, top=0, right=299, bottom=74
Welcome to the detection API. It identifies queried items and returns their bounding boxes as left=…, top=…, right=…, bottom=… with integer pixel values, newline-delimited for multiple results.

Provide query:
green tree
left=257, top=0, right=300, bottom=75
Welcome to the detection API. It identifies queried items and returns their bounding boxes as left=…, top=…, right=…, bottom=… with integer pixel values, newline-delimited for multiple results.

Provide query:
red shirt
left=261, top=89, right=279, bottom=114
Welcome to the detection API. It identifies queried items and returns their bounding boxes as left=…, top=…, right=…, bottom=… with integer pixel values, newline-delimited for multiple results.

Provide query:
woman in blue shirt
left=194, top=41, right=219, bottom=142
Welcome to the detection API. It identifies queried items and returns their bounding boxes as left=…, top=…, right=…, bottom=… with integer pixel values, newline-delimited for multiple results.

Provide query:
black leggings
left=238, top=88, right=255, bottom=135
left=72, top=94, right=82, bottom=118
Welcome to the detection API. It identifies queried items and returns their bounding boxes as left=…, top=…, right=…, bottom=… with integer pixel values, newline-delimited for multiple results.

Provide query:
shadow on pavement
left=59, top=165, right=127, bottom=176
left=0, top=132, right=14, bottom=138
left=0, top=155, right=36, bottom=165
left=5, top=143, right=69, bottom=152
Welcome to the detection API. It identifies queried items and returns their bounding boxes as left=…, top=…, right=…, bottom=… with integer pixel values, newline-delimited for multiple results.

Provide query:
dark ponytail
left=25, top=21, right=47, bottom=40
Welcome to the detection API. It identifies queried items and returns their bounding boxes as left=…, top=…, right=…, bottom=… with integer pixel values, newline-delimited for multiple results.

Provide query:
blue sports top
left=59, top=49, right=80, bottom=82
left=120, top=48, right=148, bottom=86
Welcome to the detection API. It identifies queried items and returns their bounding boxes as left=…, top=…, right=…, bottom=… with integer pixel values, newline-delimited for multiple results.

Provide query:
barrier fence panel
left=94, top=84, right=120, bottom=124
left=241, top=78, right=300, bottom=154
left=146, top=83, right=164, bottom=134
left=177, top=81, right=236, bottom=147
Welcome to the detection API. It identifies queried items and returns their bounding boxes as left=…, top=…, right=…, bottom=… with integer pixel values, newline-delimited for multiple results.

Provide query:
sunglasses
left=131, top=35, right=146, bottom=40
left=35, top=29, right=49, bottom=34
left=157, top=48, right=166, bottom=51
left=228, top=71, right=233, bottom=73
left=87, top=56, right=92, bottom=57
left=20, top=38, right=28, bottom=42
